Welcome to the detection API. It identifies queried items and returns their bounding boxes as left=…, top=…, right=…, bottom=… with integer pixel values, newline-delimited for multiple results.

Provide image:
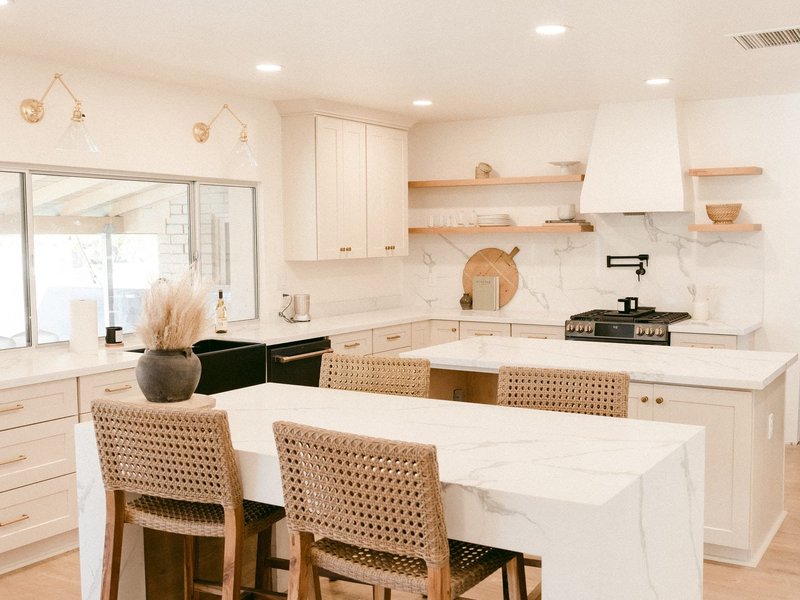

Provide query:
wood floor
left=2, top=445, right=799, bottom=600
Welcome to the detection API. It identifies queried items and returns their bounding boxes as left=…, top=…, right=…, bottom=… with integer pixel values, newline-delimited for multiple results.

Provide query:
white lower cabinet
left=511, top=323, right=565, bottom=340
left=371, top=323, right=412, bottom=357
left=330, top=329, right=373, bottom=356
left=459, top=321, right=511, bottom=339
left=628, top=379, right=784, bottom=562
left=429, top=320, right=460, bottom=346
left=78, top=368, right=141, bottom=421
left=0, top=379, right=79, bottom=562
left=671, top=331, right=754, bottom=350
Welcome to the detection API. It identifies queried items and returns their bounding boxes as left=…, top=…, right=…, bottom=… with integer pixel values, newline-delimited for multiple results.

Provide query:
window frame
left=1, top=161, right=259, bottom=350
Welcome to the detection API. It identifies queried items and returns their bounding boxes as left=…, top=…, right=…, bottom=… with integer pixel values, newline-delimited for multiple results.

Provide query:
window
left=0, top=172, right=27, bottom=348
left=2, top=168, right=258, bottom=349
left=198, top=184, right=257, bottom=320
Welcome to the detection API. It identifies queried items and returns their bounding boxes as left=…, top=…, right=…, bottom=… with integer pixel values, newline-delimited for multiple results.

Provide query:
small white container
left=557, top=204, right=576, bottom=220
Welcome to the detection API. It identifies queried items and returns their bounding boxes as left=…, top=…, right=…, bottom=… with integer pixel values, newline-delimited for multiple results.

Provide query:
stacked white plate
left=477, top=213, right=512, bottom=227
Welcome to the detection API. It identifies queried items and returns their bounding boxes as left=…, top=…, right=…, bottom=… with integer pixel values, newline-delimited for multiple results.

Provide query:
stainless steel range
left=566, top=298, right=691, bottom=345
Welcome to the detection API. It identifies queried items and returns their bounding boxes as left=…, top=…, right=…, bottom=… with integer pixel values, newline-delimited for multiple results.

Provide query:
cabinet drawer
left=330, top=330, right=373, bottom=356
left=429, top=320, right=459, bottom=346
left=78, top=368, right=141, bottom=414
left=0, top=474, right=77, bottom=554
left=511, top=324, right=565, bottom=340
left=0, top=417, right=77, bottom=493
left=372, top=323, right=412, bottom=354
left=0, top=379, right=77, bottom=432
left=670, top=332, right=737, bottom=349
left=459, top=321, right=511, bottom=339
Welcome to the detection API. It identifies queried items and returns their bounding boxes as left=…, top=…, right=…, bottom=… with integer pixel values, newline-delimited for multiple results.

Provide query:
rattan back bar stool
left=497, top=365, right=630, bottom=417
left=319, top=353, right=431, bottom=397
left=273, top=420, right=527, bottom=600
left=496, top=365, right=630, bottom=596
left=91, top=399, right=287, bottom=600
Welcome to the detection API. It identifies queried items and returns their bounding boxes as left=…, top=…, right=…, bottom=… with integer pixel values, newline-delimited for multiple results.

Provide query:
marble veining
left=76, top=383, right=704, bottom=600
left=403, top=336, right=796, bottom=389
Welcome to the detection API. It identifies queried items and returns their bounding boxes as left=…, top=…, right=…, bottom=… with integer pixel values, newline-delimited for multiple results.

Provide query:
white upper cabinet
left=580, top=99, right=694, bottom=213
left=366, top=124, right=408, bottom=257
left=281, top=107, right=409, bottom=261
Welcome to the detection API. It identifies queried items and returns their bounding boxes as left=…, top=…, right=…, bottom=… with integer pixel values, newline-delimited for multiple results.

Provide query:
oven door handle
left=273, top=348, right=333, bottom=364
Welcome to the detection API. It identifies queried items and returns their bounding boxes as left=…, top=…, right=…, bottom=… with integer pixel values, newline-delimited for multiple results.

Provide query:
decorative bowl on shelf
left=705, top=203, right=742, bottom=224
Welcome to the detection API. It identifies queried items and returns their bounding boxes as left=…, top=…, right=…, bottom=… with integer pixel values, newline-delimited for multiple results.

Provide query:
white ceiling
left=2, top=0, right=799, bottom=123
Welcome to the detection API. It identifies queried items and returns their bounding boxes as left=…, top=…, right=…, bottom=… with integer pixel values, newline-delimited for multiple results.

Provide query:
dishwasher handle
left=273, top=348, right=333, bottom=364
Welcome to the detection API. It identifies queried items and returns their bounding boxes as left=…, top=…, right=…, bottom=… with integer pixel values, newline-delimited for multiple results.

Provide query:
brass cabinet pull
left=526, top=335, right=547, bottom=339
left=0, top=404, right=24, bottom=415
left=0, top=455, right=27, bottom=466
left=104, top=384, right=133, bottom=394
left=640, top=396, right=649, bottom=403
left=475, top=332, right=494, bottom=336
left=343, top=342, right=361, bottom=349
left=451, top=328, right=457, bottom=333
left=655, top=397, right=664, bottom=404
left=0, top=514, right=29, bottom=527
left=386, top=335, right=401, bottom=340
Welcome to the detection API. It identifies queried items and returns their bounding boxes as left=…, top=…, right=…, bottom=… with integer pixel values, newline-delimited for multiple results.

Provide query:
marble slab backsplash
left=403, top=211, right=764, bottom=322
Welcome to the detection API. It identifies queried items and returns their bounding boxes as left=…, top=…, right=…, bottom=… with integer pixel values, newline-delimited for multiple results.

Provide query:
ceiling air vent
left=728, top=27, right=800, bottom=50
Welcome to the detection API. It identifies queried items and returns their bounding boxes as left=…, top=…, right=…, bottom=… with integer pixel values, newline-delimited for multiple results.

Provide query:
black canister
left=105, top=326, right=123, bottom=346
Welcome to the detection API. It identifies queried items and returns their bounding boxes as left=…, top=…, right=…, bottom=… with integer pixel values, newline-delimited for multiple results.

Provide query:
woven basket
left=705, top=203, right=741, bottom=224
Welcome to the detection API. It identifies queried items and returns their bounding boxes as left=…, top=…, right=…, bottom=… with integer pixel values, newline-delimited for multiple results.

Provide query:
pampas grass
left=138, top=269, right=209, bottom=350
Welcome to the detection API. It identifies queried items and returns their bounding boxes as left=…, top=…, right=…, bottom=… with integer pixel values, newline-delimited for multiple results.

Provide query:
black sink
left=128, top=339, right=266, bottom=395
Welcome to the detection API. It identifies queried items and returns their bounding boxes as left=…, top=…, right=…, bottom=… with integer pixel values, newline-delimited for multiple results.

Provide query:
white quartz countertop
left=402, top=336, right=796, bottom=390
left=0, top=305, right=763, bottom=390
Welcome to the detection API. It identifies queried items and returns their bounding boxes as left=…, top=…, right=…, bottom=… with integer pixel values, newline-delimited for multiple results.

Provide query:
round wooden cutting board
left=462, top=246, right=520, bottom=307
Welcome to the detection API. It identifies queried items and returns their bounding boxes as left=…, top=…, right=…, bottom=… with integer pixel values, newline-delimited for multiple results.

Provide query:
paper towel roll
left=70, top=299, right=98, bottom=354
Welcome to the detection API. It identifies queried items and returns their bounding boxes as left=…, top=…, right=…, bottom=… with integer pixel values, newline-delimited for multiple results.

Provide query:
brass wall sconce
left=193, top=104, right=258, bottom=167
left=20, top=73, right=99, bottom=152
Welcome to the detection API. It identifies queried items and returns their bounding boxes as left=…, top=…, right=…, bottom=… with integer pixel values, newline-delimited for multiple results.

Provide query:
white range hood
left=579, top=98, right=693, bottom=213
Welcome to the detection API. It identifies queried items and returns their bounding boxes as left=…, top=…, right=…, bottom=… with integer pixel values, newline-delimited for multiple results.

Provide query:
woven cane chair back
left=273, top=421, right=450, bottom=567
left=497, top=366, right=629, bottom=418
left=92, top=399, right=242, bottom=507
left=319, top=353, right=431, bottom=397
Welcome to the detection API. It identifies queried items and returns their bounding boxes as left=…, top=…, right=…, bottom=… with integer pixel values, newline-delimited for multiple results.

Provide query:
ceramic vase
left=135, top=348, right=201, bottom=403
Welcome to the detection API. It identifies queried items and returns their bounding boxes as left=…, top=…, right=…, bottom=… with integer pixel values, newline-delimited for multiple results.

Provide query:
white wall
left=405, top=95, right=800, bottom=441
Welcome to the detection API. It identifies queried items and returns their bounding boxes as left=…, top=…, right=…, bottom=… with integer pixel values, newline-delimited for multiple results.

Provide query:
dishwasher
left=266, top=337, right=332, bottom=387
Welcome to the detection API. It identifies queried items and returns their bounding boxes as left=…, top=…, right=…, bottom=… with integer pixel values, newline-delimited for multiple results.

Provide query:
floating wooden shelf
left=688, top=167, right=763, bottom=177
left=408, top=174, right=585, bottom=188
left=409, top=223, right=594, bottom=234
left=688, top=223, right=762, bottom=232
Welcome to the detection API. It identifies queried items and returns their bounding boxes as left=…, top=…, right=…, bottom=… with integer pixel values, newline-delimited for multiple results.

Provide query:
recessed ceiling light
left=645, top=78, right=672, bottom=86
left=535, top=24, right=568, bottom=36
left=412, top=99, right=432, bottom=107
left=256, top=64, right=283, bottom=73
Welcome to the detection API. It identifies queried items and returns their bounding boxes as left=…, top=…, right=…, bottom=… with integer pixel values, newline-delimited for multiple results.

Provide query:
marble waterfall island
left=402, top=336, right=797, bottom=566
left=76, top=383, right=704, bottom=600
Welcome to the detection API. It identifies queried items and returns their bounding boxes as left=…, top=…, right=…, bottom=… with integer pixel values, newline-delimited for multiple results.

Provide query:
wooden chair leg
left=288, top=531, right=314, bottom=600
left=255, top=527, right=273, bottom=592
left=221, top=506, right=245, bottom=600
left=100, top=490, right=126, bottom=600
left=183, top=535, right=196, bottom=600
left=504, top=554, right=527, bottom=600
left=426, top=564, right=452, bottom=600
left=372, top=585, right=391, bottom=600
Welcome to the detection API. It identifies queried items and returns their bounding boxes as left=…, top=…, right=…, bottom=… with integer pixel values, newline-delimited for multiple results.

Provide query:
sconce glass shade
left=230, top=138, right=259, bottom=168
left=56, top=116, right=99, bottom=153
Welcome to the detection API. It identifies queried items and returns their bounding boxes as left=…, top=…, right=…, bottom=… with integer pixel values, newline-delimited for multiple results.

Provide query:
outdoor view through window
left=0, top=171, right=257, bottom=348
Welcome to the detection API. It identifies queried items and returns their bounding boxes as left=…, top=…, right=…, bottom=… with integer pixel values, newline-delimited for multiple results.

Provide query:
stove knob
left=586, top=324, right=594, bottom=333
left=567, top=324, right=575, bottom=332
left=576, top=325, right=584, bottom=332
left=646, top=328, right=654, bottom=336
left=636, top=327, right=644, bottom=336
left=655, top=328, right=664, bottom=337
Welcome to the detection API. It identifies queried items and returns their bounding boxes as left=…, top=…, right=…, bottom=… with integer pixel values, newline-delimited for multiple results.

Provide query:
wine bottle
left=214, top=289, right=228, bottom=333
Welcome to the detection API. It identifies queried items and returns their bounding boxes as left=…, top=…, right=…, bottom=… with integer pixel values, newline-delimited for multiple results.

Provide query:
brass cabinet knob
left=640, top=396, right=649, bottom=403
left=655, top=397, right=664, bottom=404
